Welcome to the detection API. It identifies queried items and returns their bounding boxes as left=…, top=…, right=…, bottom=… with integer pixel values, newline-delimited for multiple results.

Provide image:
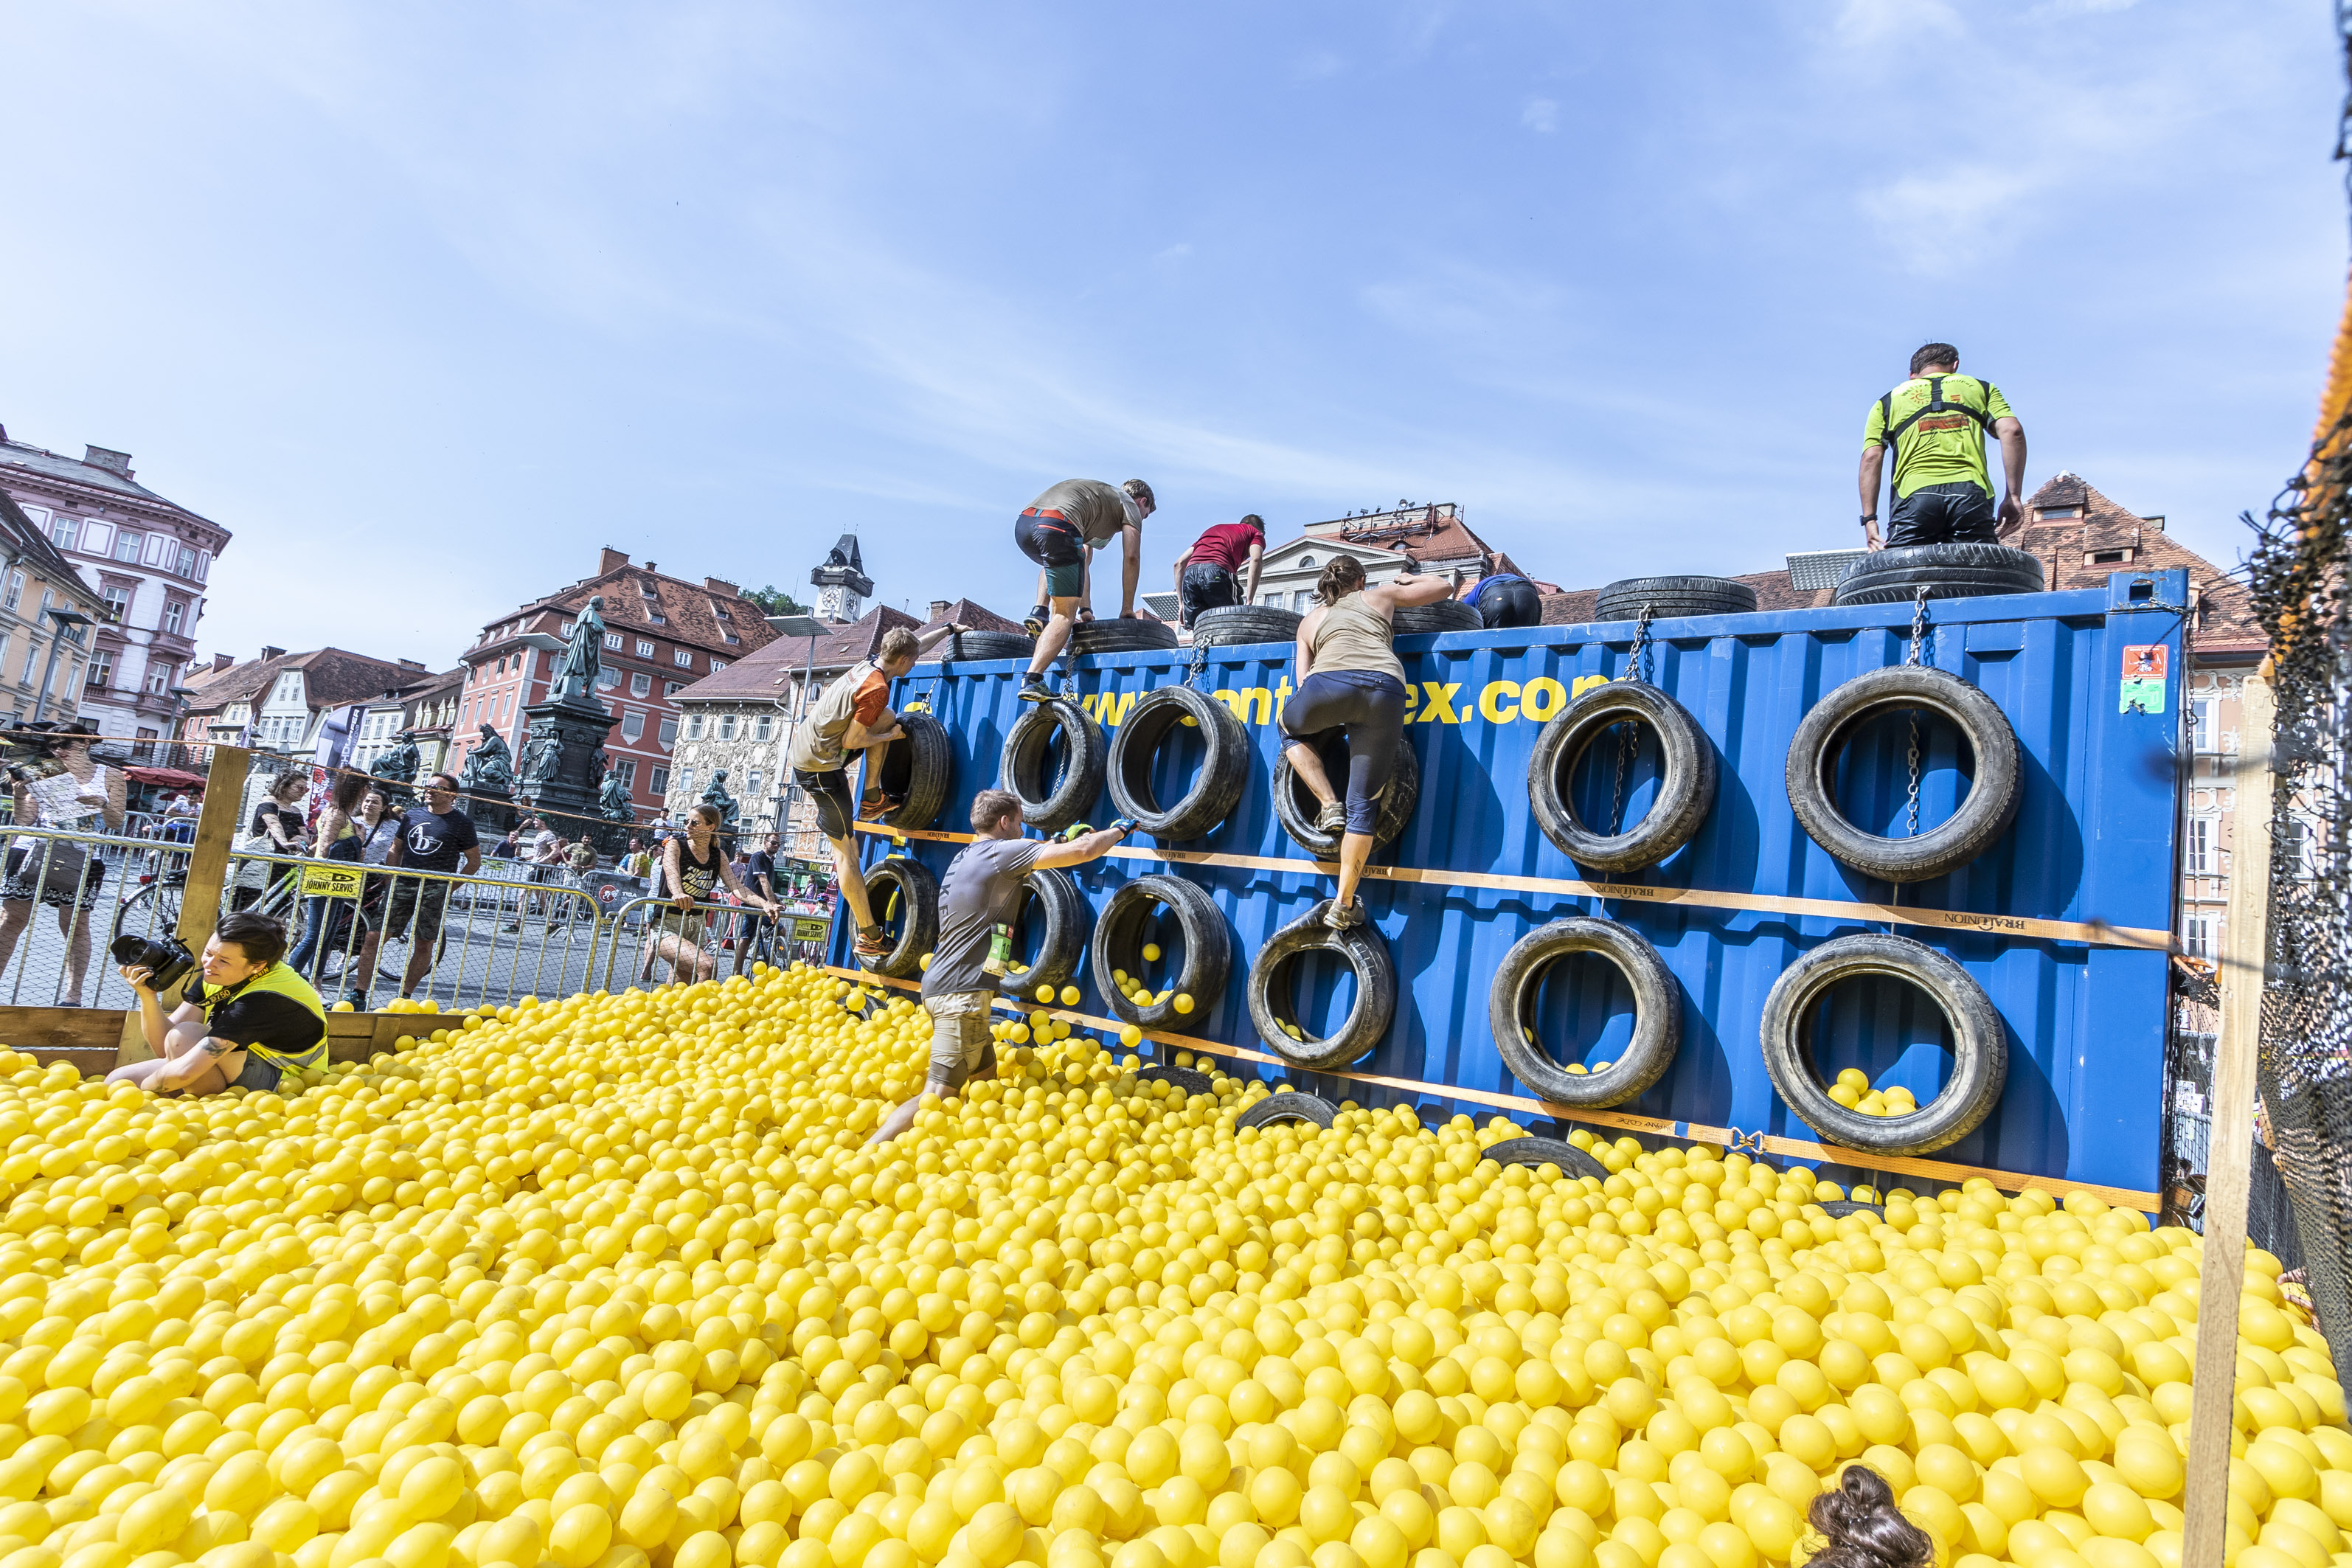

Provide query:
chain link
left=1618, top=603, right=1656, bottom=686
left=1904, top=587, right=1929, bottom=836
left=1187, top=636, right=1210, bottom=693
left=1606, top=604, right=1658, bottom=834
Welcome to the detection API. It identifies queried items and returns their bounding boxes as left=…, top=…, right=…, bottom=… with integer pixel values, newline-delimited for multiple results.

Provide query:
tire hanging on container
left=999, top=696, right=1108, bottom=836
left=858, top=858, right=937, bottom=981
left=1089, top=875, right=1232, bottom=1031
left=1488, top=917, right=1681, bottom=1108
left=1106, top=686, right=1251, bottom=842
left=1247, top=903, right=1396, bottom=1072
left=1526, top=613, right=1715, bottom=872
left=991, top=867, right=1088, bottom=1002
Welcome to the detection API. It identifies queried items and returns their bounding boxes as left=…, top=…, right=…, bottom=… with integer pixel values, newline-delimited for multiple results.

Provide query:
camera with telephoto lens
left=110, top=933, right=195, bottom=996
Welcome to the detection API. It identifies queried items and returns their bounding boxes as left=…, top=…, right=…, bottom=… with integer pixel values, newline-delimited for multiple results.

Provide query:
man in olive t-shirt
left=869, top=789, right=1131, bottom=1145
left=1859, top=342, right=2026, bottom=549
left=1015, top=476, right=1154, bottom=703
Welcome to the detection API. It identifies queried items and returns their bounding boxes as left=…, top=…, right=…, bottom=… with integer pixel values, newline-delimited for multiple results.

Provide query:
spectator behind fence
left=232, top=771, right=309, bottom=914
left=0, top=720, right=125, bottom=1007
left=342, top=772, right=479, bottom=1011
left=287, top=771, right=370, bottom=985
left=108, top=909, right=327, bottom=1097
left=651, top=804, right=778, bottom=986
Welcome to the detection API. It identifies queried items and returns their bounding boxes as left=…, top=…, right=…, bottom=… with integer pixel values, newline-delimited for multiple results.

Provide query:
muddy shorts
left=923, top=989, right=998, bottom=1095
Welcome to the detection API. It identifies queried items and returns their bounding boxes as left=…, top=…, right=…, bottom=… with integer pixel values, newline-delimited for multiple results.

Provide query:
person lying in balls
left=108, top=909, right=328, bottom=1096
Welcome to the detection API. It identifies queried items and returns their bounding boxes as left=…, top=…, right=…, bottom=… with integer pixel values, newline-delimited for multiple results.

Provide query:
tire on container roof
left=1489, top=917, right=1681, bottom=1107
left=1758, top=931, right=2007, bottom=1156
left=936, top=629, right=1038, bottom=662
left=1070, top=618, right=1180, bottom=655
left=1595, top=576, right=1758, bottom=620
left=1785, top=664, right=2021, bottom=883
left=1833, top=544, right=2042, bottom=606
left=1190, top=606, right=1303, bottom=648
left=1391, top=599, right=1482, bottom=636
left=999, top=695, right=1107, bottom=836
left=1107, top=685, right=1250, bottom=842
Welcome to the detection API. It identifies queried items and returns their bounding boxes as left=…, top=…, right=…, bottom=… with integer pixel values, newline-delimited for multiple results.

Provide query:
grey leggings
left=1281, top=670, right=1409, bottom=833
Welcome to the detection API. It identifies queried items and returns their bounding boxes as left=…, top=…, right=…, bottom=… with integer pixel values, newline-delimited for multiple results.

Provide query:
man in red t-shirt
left=1170, top=514, right=1266, bottom=628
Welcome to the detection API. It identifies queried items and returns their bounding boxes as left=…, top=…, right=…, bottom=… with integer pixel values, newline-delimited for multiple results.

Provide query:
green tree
left=742, top=586, right=810, bottom=617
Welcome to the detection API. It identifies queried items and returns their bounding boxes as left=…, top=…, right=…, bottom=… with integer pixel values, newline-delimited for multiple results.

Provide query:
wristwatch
left=1859, top=513, right=1877, bottom=527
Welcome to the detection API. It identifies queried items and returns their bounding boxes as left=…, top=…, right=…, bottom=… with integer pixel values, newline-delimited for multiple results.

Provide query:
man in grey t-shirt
left=870, top=788, right=1131, bottom=1144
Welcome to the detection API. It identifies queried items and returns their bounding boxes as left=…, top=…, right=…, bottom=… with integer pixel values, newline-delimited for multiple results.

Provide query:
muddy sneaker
left=1023, top=605, right=1049, bottom=636
left=1315, top=801, right=1347, bottom=834
left=342, top=989, right=370, bottom=1012
left=1323, top=899, right=1366, bottom=932
left=1018, top=676, right=1053, bottom=704
left=853, top=925, right=889, bottom=960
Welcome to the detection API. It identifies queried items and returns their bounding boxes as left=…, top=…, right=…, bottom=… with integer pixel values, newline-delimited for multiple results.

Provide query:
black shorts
left=1280, top=670, right=1410, bottom=835
left=1179, top=563, right=1240, bottom=628
left=796, top=768, right=856, bottom=842
left=1016, top=512, right=1088, bottom=600
left=1475, top=579, right=1541, bottom=629
left=369, top=878, right=449, bottom=943
left=1887, top=482, right=1998, bottom=547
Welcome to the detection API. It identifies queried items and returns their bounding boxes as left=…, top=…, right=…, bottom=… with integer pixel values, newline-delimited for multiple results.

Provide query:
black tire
left=1246, top=904, right=1397, bottom=1071
left=1106, top=686, right=1250, bottom=842
left=1391, top=600, right=1482, bottom=636
left=1596, top=576, right=1758, bottom=620
left=1785, top=664, right=2022, bottom=883
left=859, top=858, right=937, bottom=980
left=1236, top=1092, right=1337, bottom=1131
left=1191, top=606, right=1302, bottom=648
left=991, top=867, right=1087, bottom=1002
left=1272, top=729, right=1419, bottom=856
left=1833, top=544, right=2043, bottom=607
left=1817, top=1199, right=1885, bottom=1220
left=874, top=710, right=953, bottom=832
left=935, top=629, right=1038, bottom=662
left=1137, top=1063, right=1215, bottom=1096
left=1070, top=618, right=1179, bottom=656
left=1758, top=932, right=2007, bottom=1156
left=1481, top=1136, right=1611, bottom=1182
left=1089, top=875, right=1232, bottom=1032
left=1527, top=681, right=1716, bottom=872
left=1489, top=918, right=1681, bottom=1108
left=999, top=697, right=1107, bottom=836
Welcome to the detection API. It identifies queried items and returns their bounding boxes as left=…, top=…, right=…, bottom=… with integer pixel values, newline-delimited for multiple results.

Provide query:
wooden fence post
left=176, top=746, right=249, bottom=960
left=2182, top=670, right=2274, bottom=1568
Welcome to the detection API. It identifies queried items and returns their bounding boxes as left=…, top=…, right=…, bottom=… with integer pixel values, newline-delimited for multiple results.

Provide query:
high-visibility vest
left=195, top=962, right=329, bottom=1073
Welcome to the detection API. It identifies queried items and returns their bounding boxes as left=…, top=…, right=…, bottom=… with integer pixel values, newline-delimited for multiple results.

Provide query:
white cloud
left=1834, top=0, right=1961, bottom=44
left=1522, top=97, right=1558, bottom=133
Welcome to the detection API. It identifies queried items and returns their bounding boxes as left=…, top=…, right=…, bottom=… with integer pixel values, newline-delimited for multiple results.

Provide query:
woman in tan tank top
left=1281, top=557, right=1459, bottom=928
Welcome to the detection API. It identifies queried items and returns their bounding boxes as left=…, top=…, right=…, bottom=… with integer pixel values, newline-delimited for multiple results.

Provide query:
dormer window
left=2036, top=506, right=2081, bottom=521
left=639, top=582, right=659, bottom=598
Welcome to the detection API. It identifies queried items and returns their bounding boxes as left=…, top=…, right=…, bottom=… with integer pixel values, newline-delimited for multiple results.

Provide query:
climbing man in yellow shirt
left=1858, top=342, right=2027, bottom=549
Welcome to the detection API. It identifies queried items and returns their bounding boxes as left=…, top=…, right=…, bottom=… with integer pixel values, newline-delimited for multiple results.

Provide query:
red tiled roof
left=670, top=606, right=923, bottom=702
left=177, top=648, right=431, bottom=715
left=478, top=561, right=783, bottom=660
left=1538, top=473, right=2263, bottom=659
left=913, top=599, right=1024, bottom=661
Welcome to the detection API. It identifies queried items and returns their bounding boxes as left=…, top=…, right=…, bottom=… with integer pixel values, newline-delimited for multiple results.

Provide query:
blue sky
left=0, top=1, right=2341, bottom=665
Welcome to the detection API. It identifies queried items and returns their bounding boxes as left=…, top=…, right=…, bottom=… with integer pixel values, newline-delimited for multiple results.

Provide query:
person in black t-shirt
left=341, top=772, right=480, bottom=1010
left=738, top=831, right=782, bottom=971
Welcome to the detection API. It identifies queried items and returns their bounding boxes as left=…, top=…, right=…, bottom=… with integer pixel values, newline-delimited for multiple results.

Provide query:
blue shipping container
left=835, top=570, right=2188, bottom=1204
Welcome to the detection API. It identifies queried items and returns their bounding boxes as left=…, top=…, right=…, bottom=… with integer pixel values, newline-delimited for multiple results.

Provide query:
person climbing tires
left=1014, top=477, right=1154, bottom=703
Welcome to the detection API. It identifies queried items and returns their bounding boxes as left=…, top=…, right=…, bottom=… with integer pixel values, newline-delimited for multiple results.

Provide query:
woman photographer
left=108, top=909, right=327, bottom=1097
left=0, top=720, right=125, bottom=1007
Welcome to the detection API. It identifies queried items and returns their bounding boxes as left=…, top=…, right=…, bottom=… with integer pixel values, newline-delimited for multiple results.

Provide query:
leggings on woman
left=1281, top=670, right=1409, bottom=833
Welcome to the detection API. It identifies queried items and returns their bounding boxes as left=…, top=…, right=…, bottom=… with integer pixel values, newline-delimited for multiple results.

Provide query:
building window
left=674, top=650, right=693, bottom=668
left=613, top=759, right=636, bottom=791
left=2, top=572, right=20, bottom=612
left=649, top=766, right=669, bottom=795
left=86, top=652, right=112, bottom=690
left=114, top=532, right=142, bottom=563
left=103, top=585, right=131, bottom=623
left=636, top=639, right=655, bottom=658
left=145, top=666, right=171, bottom=695
left=628, top=673, right=650, bottom=698
left=754, top=715, right=772, bottom=741
left=163, top=598, right=187, bottom=635
left=176, top=547, right=196, bottom=579
left=621, top=710, right=645, bottom=742
left=674, top=769, right=694, bottom=799
left=746, top=769, right=764, bottom=800
left=2190, top=697, right=2219, bottom=754
left=639, top=581, right=659, bottom=598
left=658, top=715, right=679, bottom=747
left=560, top=621, right=575, bottom=638
left=22, top=642, right=40, bottom=684
left=1291, top=590, right=1313, bottom=612
left=687, top=715, right=705, bottom=740
left=711, top=660, right=727, bottom=673
left=2181, top=915, right=2215, bottom=960
left=597, top=667, right=620, bottom=692
left=2184, top=816, right=2214, bottom=875
left=50, top=518, right=77, bottom=552
left=718, top=715, right=737, bottom=741
left=603, top=632, right=622, bottom=651
left=665, top=681, right=682, bottom=698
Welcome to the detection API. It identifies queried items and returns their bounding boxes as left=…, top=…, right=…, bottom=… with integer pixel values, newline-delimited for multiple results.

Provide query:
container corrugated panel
left=839, top=569, right=2188, bottom=1199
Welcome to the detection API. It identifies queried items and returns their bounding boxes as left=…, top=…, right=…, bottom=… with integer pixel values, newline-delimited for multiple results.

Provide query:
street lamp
left=30, top=609, right=94, bottom=724
left=763, top=614, right=828, bottom=864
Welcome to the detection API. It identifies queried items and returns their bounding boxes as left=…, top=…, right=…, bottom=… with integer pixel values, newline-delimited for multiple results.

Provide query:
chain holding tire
left=1609, top=604, right=1658, bottom=834
left=1904, top=587, right=1930, bottom=839
left=1187, top=637, right=1210, bottom=693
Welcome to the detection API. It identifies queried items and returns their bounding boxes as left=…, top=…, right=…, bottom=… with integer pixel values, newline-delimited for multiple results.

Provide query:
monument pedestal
left=516, top=695, right=627, bottom=856
left=464, top=790, right=518, bottom=841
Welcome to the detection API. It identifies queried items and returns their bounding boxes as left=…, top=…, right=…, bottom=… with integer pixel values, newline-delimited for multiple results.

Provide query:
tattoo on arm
left=199, top=1038, right=232, bottom=1058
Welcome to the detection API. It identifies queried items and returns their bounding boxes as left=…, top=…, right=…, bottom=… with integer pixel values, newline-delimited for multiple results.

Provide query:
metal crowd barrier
left=596, top=895, right=784, bottom=991
left=0, top=824, right=200, bottom=1010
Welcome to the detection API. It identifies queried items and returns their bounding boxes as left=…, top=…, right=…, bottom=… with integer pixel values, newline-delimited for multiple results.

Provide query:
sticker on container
left=2120, top=643, right=2168, bottom=713
left=299, top=862, right=364, bottom=900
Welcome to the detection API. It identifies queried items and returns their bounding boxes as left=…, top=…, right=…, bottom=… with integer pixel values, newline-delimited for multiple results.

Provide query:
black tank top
left=674, top=839, right=720, bottom=902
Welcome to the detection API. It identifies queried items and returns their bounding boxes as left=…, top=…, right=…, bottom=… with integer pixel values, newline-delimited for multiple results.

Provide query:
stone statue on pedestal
left=552, top=596, right=608, bottom=704
left=701, top=769, right=739, bottom=834
left=598, top=775, right=634, bottom=822
left=524, top=729, right=566, bottom=785
left=458, top=726, right=513, bottom=794
left=370, top=732, right=420, bottom=789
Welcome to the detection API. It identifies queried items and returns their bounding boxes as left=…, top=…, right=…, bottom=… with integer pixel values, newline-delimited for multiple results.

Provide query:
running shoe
left=1023, top=605, right=1049, bottom=636
left=1314, top=802, right=1347, bottom=834
left=1323, top=899, right=1366, bottom=931
left=342, top=989, right=370, bottom=1012
left=853, top=925, right=889, bottom=959
left=1017, top=677, right=1052, bottom=704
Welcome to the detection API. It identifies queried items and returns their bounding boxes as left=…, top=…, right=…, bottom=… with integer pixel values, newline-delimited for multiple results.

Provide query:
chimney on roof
left=599, top=548, right=630, bottom=575
left=83, top=447, right=133, bottom=479
left=260, top=646, right=285, bottom=662
left=2143, top=515, right=2166, bottom=532
left=398, top=659, right=425, bottom=670
left=644, top=563, right=657, bottom=575
left=704, top=577, right=738, bottom=595
left=211, top=653, right=235, bottom=673
left=929, top=600, right=953, bottom=621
